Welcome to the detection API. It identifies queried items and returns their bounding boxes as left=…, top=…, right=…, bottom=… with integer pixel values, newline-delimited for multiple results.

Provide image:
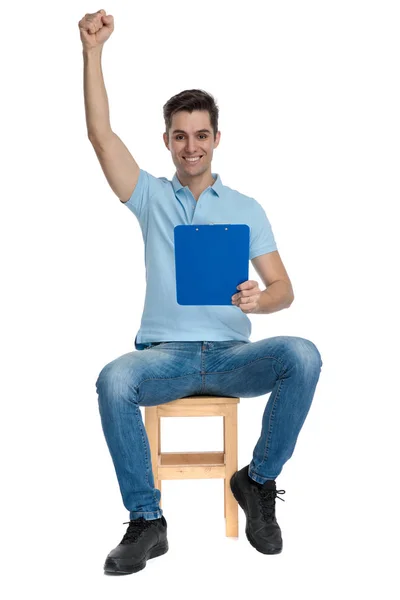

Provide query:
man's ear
left=163, top=132, right=170, bottom=150
left=214, top=131, right=221, bottom=149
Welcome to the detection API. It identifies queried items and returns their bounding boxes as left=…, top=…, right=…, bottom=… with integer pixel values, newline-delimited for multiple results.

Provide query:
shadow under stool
left=144, top=395, right=240, bottom=537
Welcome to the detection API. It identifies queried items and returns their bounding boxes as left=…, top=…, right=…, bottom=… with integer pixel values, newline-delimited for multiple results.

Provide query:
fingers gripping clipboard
left=174, top=224, right=250, bottom=305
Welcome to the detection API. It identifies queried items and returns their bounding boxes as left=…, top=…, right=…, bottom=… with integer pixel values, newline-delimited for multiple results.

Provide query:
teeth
left=185, top=156, right=201, bottom=162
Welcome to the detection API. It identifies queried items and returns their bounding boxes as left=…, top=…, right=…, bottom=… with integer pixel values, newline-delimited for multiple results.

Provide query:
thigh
left=96, top=343, right=203, bottom=407
left=203, top=336, right=322, bottom=398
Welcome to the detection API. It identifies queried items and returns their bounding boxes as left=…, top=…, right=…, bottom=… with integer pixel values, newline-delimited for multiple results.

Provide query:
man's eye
left=175, top=135, right=208, bottom=140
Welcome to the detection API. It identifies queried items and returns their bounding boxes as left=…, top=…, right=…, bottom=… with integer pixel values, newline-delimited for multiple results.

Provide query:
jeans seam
left=262, top=376, right=283, bottom=463
left=136, top=405, right=161, bottom=508
left=135, top=404, right=152, bottom=492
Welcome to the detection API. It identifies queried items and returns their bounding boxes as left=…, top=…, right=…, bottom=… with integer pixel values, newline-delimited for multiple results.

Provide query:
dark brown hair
left=163, top=89, right=219, bottom=140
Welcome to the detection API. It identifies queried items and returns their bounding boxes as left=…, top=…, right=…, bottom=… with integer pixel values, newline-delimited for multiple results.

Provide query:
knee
left=95, top=359, right=137, bottom=406
left=284, top=336, right=323, bottom=372
left=95, top=362, right=111, bottom=394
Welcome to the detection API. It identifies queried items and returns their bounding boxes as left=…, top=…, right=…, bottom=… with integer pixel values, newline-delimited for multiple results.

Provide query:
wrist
left=82, top=45, right=103, bottom=59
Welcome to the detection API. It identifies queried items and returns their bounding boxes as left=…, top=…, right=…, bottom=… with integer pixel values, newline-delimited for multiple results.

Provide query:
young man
left=80, top=9, right=323, bottom=575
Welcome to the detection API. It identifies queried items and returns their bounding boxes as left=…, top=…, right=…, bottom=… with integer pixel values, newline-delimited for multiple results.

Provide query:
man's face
left=163, top=110, right=220, bottom=178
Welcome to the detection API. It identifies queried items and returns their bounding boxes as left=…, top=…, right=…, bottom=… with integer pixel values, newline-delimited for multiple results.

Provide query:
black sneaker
left=230, top=465, right=286, bottom=554
left=104, top=516, right=169, bottom=575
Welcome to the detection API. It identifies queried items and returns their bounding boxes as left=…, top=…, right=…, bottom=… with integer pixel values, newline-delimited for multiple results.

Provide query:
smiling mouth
left=183, top=156, right=203, bottom=163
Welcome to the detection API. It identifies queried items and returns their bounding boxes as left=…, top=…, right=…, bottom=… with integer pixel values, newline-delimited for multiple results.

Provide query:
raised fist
left=78, top=9, right=114, bottom=51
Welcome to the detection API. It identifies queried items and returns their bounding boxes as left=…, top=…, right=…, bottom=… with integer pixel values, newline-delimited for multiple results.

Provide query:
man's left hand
left=231, top=280, right=261, bottom=314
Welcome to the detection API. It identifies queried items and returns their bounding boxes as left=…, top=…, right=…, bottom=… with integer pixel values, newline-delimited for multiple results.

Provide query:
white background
left=1, top=0, right=399, bottom=597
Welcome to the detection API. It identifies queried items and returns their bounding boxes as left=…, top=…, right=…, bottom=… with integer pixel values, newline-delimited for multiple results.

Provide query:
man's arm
left=80, top=10, right=139, bottom=203
left=251, top=251, right=294, bottom=314
left=254, top=281, right=294, bottom=314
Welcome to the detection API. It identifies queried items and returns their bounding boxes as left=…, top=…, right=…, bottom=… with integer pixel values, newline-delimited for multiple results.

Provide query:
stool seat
left=144, top=395, right=240, bottom=537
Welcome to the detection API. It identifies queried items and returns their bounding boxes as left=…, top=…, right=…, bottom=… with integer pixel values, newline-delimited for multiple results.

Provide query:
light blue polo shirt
left=124, top=169, right=278, bottom=349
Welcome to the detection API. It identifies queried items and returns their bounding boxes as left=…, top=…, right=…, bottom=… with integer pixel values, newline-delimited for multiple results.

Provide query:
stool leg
left=223, top=416, right=226, bottom=518
left=158, top=416, right=162, bottom=509
left=144, top=407, right=162, bottom=509
left=224, top=405, right=239, bottom=537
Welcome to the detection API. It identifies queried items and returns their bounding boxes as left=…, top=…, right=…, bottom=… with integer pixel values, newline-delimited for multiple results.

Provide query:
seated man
left=80, top=9, right=323, bottom=576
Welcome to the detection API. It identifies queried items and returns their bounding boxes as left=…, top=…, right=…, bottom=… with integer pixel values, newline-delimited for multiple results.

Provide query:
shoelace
left=121, top=518, right=153, bottom=544
left=258, top=487, right=286, bottom=523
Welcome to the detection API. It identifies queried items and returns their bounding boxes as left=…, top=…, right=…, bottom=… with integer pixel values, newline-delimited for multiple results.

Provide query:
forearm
left=253, top=280, right=294, bottom=314
left=83, top=46, right=112, bottom=141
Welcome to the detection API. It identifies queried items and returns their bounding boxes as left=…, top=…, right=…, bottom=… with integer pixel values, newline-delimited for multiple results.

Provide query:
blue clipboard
left=174, top=224, right=250, bottom=305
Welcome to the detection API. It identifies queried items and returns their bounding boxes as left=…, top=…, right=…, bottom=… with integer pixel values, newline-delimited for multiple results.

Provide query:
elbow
left=88, top=130, right=114, bottom=151
left=287, top=289, right=295, bottom=306
left=88, top=132, right=102, bottom=148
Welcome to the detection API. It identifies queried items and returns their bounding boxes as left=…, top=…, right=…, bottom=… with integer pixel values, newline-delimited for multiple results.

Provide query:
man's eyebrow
left=172, top=128, right=211, bottom=134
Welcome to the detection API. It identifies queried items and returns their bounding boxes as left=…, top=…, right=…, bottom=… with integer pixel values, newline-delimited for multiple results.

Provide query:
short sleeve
left=249, top=200, right=278, bottom=259
left=124, top=169, right=165, bottom=222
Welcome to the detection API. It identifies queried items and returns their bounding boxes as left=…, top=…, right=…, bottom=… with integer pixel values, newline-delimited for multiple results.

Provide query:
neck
left=176, top=169, right=216, bottom=202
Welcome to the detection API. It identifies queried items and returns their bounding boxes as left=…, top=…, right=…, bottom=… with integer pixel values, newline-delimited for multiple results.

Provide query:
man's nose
left=185, top=138, right=197, bottom=153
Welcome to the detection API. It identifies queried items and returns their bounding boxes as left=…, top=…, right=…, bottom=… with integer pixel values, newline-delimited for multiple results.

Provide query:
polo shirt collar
left=172, top=171, right=222, bottom=197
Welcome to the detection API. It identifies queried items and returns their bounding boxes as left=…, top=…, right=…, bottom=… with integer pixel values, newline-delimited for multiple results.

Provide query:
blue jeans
left=95, top=337, right=323, bottom=521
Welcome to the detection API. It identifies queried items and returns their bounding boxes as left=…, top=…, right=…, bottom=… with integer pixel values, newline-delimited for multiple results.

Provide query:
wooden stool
left=144, top=395, right=240, bottom=537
